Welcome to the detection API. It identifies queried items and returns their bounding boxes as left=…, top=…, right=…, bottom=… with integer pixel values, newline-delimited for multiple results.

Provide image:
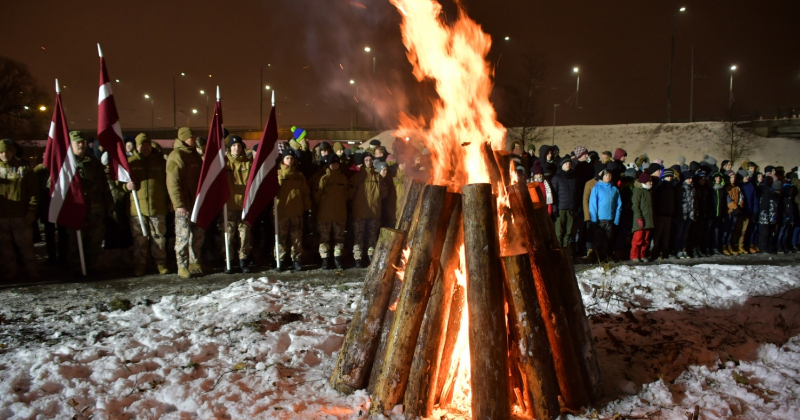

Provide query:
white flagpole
left=76, top=230, right=87, bottom=276
left=131, top=188, right=148, bottom=237
left=223, top=204, right=232, bottom=272
left=274, top=197, right=280, bottom=270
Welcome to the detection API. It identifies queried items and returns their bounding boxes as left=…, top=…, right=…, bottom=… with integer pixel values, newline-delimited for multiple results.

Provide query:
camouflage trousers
left=68, top=214, right=105, bottom=272
left=130, top=215, right=167, bottom=266
left=278, top=216, right=304, bottom=262
left=225, top=209, right=252, bottom=260
left=318, top=221, right=345, bottom=258
left=0, top=217, right=38, bottom=278
left=352, top=218, right=380, bottom=260
left=175, top=214, right=205, bottom=268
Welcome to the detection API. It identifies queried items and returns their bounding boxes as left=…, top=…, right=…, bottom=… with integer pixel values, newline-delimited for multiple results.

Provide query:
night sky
left=3, top=0, right=799, bottom=133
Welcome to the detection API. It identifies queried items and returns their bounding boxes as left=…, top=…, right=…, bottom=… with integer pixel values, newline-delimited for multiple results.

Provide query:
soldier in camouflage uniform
left=0, top=139, right=39, bottom=281
left=124, top=133, right=170, bottom=276
left=277, top=148, right=311, bottom=271
left=348, top=153, right=387, bottom=267
left=67, top=131, right=114, bottom=275
left=166, top=127, right=205, bottom=279
left=224, top=136, right=253, bottom=273
left=315, top=154, right=348, bottom=270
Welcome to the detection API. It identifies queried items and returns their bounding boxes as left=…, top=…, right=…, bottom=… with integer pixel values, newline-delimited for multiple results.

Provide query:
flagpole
left=224, top=203, right=232, bottom=272
left=76, top=230, right=87, bottom=276
left=274, top=197, right=280, bottom=269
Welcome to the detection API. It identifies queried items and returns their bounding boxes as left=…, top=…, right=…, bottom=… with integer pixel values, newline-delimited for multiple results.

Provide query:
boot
left=320, top=257, right=330, bottom=270
left=134, top=264, right=146, bottom=277
left=683, top=249, right=692, bottom=259
left=367, top=254, right=373, bottom=265
left=721, top=246, right=731, bottom=256
left=354, top=258, right=363, bottom=269
left=749, top=245, right=758, bottom=254
left=334, top=256, right=343, bottom=270
left=293, top=260, right=304, bottom=272
left=157, top=264, right=170, bottom=275
left=729, top=246, right=739, bottom=256
left=278, top=260, right=291, bottom=271
left=240, top=259, right=251, bottom=274
left=178, top=267, right=192, bottom=279
left=188, top=263, right=204, bottom=275
left=712, top=248, right=723, bottom=256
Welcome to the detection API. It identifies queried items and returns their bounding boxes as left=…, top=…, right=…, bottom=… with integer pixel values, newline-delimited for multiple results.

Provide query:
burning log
left=462, top=183, right=511, bottom=420
left=395, top=179, right=425, bottom=232
left=404, top=199, right=463, bottom=418
left=329, top=228, right=407, bottom=394
left=369, top=186, right=455, bottom=416
left=435, top=282, right=465, bottom=405
left=502, top=254, right=561, bottom=420
left=508, top=183, right=590, bottom=410
left=493, top=150, right=512, bottom=187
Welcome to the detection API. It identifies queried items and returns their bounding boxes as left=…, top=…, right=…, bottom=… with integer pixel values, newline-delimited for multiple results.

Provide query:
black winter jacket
left=652, top=178, right=676, bottom=217
left=550, top=168, right=579, bottom=211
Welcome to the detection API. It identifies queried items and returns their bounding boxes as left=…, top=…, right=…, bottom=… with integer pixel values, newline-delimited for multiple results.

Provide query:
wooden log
left=329, top=228, right=407, bottom=393
left=493, top=150, right=512, bottom=187
left=404, top=199, right=463, bottom=418
left=483, top=142, right=504, bottom=194
left=369, top=186, right=454, bottom=416
left=553, top=247, right=603, bottom=401
left=395, top=179, right=425, bottom=232
left=461, top=183, right=511, bottom=420
left=502, top=254, right=562, bottom=420
left=526, top=181, right=559, bottom=250
left=435, top=282, right=465, bottom=404
left=508, top=183, right=590, bottom=410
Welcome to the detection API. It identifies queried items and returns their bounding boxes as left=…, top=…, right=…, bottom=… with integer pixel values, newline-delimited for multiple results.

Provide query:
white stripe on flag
left=98, top=82, right=112, bottom=105
left=190, top=147, right=227, bottom=223
left=48, top=122, right=56, bottom=140
left=49, top=146, right=79, bottom=223
left=116, top=165, right=132, bottom=183
left=112, top=121, right=122, bottom=139
left=242, top=145, right=280, bottom=220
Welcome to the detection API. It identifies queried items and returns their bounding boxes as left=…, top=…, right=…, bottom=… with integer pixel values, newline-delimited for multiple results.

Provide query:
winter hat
left=624, top=168, right=638, bottom=179
left=344, top=148, right=353, bottom=157
left=764, top=165, right=775, bottom=173
left=677, top=156, right=686, bottom=165
left=737, top=169, right=749, bottom=178
left=332, top=142, right=344, bottom=152
left=291, top=126, right=307, bottom=141
left=573, top=145, right=588, bottom=158
left=704, top=155, right=717, bottom=166
left=532, top=160, right=544, bottom=175
left=662, top=169, right=674, bottom=178
left=607, top=161, right=622, bottom=174
left=321, top=154, right=340, bottom=166
left=593, top=162, right=607, bottom=178
left=228, top=135, right=244, bottom=150
left=559, top=156, right=572, bottom=168
left=369, top=139, right=381, bottom=147
left=634, top=155, right=649, bottom=168
left=647, top=163, right=662, bottom=175
left=652, top=159, right=663, bottom=166
left=281, top=148, right=297, bottom=159
left=319, top=141, right=332, bottom=151
left=638, top=173, right=651, bottom=184
left=588, top=151, right=599, bottom=161
left=689, top=161, right=700, bottom=173
left=177, top=127, right=193, bottom=141
left=374, top=161, right=388, bottom=172
left=134, top=133, right=150, bottom=146
left=681, top=170, right=694, bottom=181
left=0, top=139, right=12, bottom=153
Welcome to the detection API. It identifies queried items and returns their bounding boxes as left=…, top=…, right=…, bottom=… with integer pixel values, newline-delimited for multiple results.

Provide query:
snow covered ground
left=1, top=263, right=799, bottom=419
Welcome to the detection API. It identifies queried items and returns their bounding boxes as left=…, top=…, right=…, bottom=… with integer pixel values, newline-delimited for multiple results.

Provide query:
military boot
left=240, top=259, right=251, bottom=274
left=178, top=267, right=192, bottom=279
left=157, top=264, right=170, bottom=275
left=320, top=258, right=330, bottom=270
left=293, top=260, right=304, bottom=272
left=354, top=257, right=363, bottom=269
left=134, top=264, right=146, bottom=277
left=334, top=256, right=343, bottom=270
left=188, top=263, right=204, bottom=275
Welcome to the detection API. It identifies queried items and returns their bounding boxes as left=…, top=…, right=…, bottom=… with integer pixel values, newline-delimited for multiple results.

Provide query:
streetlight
left=729, top=65, right=737, bottom=108
left=144, top=94, right=154, bottom=129
left=552, top=104, right=560, bottom=145
left=200, top=90, right=209, bottom=126
left=573, top=67, right=580, bottom=124
left=667, top=6, right=686, bottom=123
left=39, top=105, right=46, bottom=111
left=504, top=36, right=510, bottom=41
left=350, top=80, right=359, bottom=131
left=363, top=47, right=376, bottom=74
left=364, top=46, right=371, bottom=52
left=173, top=72, right=186, bottom=128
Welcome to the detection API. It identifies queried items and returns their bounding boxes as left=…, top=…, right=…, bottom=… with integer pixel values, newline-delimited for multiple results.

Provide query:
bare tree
left=496, top=52, right=547, bottom=150
left=0, top=56, right=51, bottom=142
left=715, top=109, right=760, bottom=165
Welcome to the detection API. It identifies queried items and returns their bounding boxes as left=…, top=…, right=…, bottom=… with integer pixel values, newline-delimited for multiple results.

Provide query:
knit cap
left=177, top=127, right=193, bottom=141
left=573, top=145, right=588, bottom=158
left=290, top=126, right=307, bottom=141
left=638, top=173, right=651, bottom=183
left=532, top=160, right=544, bottom=175
left=135, top=133, right=150, bottom=145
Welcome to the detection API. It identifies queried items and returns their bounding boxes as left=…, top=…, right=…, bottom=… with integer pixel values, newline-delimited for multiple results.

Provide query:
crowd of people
left=1, top=130, right=799, bottom=283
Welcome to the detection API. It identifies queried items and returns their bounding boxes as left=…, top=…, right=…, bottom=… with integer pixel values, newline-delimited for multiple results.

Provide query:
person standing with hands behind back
left=166, top=127, right=204, bottom=279
left=276, top=148, right=311, bottom=271
left=630, top=173, right=654, bottom=262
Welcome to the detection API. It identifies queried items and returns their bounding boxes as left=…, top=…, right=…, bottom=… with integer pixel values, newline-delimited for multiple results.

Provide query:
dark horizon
left=3, top=0, right=799, bottom=133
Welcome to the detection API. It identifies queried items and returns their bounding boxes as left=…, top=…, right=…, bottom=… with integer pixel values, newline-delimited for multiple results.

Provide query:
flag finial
left=97, top=43, right=103, bottom=58
left=216, top=86, right=220, bottom=101
left=271, top=90, right=275, bottom=107
left=55, top=79, right=60, bottom=94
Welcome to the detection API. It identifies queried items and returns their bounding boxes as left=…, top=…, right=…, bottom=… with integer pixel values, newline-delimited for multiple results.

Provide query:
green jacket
left=166, top=139, right=203, bottom=210
left=126, top=151, right=169, bottom=216
left=349, top=166, right=387, bottom=220
left=316, top=167, right=348, bottom=224
left=0, top=157, right=37, bottom=219
left=226, top=153, right=252, bottom=211
left=631, top=181, right=654, bottom=232
left=277, top=164, right=311, bottom=221
left=73, top=154, right=113, bottom=216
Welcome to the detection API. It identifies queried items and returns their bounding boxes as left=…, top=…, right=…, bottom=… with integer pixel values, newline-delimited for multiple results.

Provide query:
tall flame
left=391, top=0, right=506, bottom=191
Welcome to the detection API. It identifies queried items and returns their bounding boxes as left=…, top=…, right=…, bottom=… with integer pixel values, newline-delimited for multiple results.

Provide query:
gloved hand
left=637, top=219, right=644, bottom=229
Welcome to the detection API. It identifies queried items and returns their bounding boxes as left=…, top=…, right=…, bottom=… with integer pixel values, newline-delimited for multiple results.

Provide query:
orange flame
left=389, top=246, right=412, bottom=312
left=391, top=0, right=506, bottom=192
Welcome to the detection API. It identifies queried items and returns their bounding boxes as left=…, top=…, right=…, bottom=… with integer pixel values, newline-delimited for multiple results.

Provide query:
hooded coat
left=316, top=166, right=348, bottom=224
left=0, top=156, right=37, bottom=219
left=631, top=181, right=654, bottom=232
left=678, top=181, right=697, bottom=221
left=589, top=181, right=622, bottom=225
left=550, top=164, right=579, bottom=211
left=349, top=166, right=387, bottom=219
left=166, top=139, right=203, bottom=210
left=277, top=163, right=312, bottom=222
left=126, top=150, right=168, bottom=216
left=225, top=152, right=252, bottom=211
left=538, top=145, right=557, bottom=178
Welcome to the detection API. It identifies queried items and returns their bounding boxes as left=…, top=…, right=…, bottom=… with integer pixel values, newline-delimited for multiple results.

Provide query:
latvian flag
left=191, top=87, right=230, bottom=230
left=96, top=44, right=134, bottom=183
left=43, top=81, right=86, bottom=230
left=242, top=106, right=281, bottom=226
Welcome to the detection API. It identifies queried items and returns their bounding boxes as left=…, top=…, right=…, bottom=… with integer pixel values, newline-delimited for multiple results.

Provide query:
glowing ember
left=389, top=246, right=412, bottom=311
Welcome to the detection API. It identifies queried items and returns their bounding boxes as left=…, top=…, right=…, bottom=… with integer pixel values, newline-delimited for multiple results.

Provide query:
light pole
left=144, top=94, right=154, bottom=129
left=173, top=72, right=185, bottom=128
left=667, top=7, right=686, bottom=123
left=350, top=79, right=359, bottom=130
left=729, top=65, right=737, bottom=109
left=689, top=42, right=694, bottom=122
left=200, top=90, right=209, bottom=126
left=573, top=67, right=580, bottom=124
left=552, top=104, right=560, bottom=145
left=364, top=47, right=375, bottom=74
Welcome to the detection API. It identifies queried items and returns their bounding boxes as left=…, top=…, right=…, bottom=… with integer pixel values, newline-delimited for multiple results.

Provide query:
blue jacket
left=589, top=181, right=622, bottom=225
left=741, top=182, right=757, bottom=218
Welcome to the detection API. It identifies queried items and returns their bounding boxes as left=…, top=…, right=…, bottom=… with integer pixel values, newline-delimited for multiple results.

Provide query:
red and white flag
left=242, top=105, right=281, bottom=226
left=191, top=87, right=230, bottom=230
left=43, top=80, right=86, bottom=230
left=96, top=44, right=134, bottom=183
